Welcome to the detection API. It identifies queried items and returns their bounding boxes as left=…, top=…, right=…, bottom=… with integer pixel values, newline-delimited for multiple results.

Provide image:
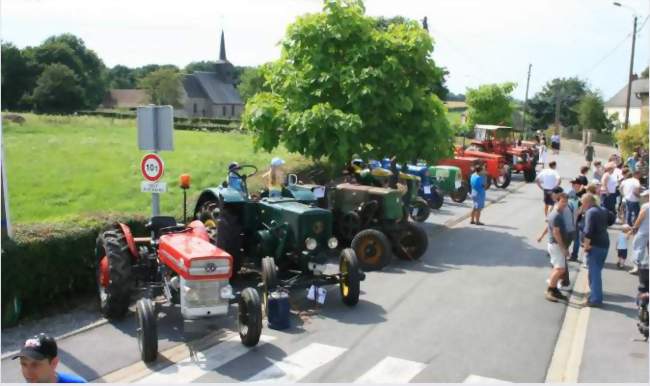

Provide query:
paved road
left=2, top=150, right=648, bottom=383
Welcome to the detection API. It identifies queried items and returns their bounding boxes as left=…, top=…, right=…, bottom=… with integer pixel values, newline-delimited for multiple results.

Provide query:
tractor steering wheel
left=231, top=164, right=258, bottom=180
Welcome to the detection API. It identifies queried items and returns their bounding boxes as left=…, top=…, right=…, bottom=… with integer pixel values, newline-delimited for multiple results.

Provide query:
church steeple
left=219, top=30, right=227, bottom=61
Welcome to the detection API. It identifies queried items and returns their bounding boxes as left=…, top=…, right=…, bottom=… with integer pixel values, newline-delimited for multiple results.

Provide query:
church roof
left=184, top=71, right=242, bottom=105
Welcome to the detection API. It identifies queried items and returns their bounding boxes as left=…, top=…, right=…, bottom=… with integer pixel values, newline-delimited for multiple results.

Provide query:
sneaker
left=559, top=280, right=570, bottom=289
left=553, top=288, right=568, bottom=301
left=579, top=299, right=601, bottom=308
left=545, top=289, right=560, bottom=302
left=629, top=266, right=639, bottom=275
left=568, top=256, right=578, bottom=262
left=616, top=261, right=624, bottom=269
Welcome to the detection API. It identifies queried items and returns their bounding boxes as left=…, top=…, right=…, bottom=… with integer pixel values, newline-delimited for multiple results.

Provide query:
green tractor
left=428, top=165, right=468, bottom=203
left=193, top=165, right=364, bottom=307
left=283, top=164, right=429, bottom=272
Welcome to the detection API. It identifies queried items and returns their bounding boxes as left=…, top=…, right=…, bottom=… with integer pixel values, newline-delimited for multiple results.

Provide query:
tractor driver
left=227, top=162, right=244, bottom=193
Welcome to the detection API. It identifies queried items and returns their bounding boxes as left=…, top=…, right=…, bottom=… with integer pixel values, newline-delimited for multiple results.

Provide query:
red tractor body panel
left=158, top=227, right=233, bottom=281
left=456, top=149, right=504, bottom=179
left=438, top=156, right=482, bottom=180
left=118, top=223, right=139, bottom=259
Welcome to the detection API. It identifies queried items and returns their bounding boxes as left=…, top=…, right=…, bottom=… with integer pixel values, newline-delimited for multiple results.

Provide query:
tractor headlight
left=305, top=237, right=318, bottom=251
left=220, top=284, right=235, bottom=300
left=327, top=237, right=338, bottom=249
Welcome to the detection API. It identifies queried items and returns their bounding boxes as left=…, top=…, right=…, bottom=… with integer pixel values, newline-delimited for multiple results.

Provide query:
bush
left=1, top=214, right=148, bottom=327
left=616, top=122, right=649, bottom=158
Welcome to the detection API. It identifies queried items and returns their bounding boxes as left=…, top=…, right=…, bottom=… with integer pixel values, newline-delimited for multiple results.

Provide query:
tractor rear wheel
left=197, top=200, right=220, bottom=233
left=524, top=166, right=536, bottom=182
left=95, top=226, right=133, bottom=320
left=351, top=229, right=391, bottom=271
left=451, top=182, right=468, bottom=203
left=261, top=257, right=278, bottom=314
left=494, top=167, right=512, bottom=189
left=216, top=207, right=243, bottom=274
left=393, top=223, right=428, bottom=260
left=238, top=287, right=262, bottom=347
left=410, top=197, right=432, bottom=222
left=136, top=298, right=158, bottom=363
left=339, top=248, right=360, bottom=306
left=426, top=189, right=444, bottom=210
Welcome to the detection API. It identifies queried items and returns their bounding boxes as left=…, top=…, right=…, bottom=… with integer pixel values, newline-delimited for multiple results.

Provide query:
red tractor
left=437, top=156, right=494, bottom=192
left=465, top=124, right=538, bottom=183
left=94, top=174, right=262, bottom=363
left=455, top=147, right=511, bottom=189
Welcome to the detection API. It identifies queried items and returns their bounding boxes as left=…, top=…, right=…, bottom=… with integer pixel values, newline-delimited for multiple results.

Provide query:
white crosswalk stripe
left=463, top=374, right=511, bottom=383
left=354, top=356, right=427, bottom=383
left=244, top=343, right=347, bottom=383
left=136, top=334, right=276, bottom=383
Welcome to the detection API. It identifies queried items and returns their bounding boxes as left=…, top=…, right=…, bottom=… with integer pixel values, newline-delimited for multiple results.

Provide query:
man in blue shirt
left=470, top=164, right=487, bottom=225
left=580, top=193, right=611, bottom=307
left=13, top=333, right=86, bottom=383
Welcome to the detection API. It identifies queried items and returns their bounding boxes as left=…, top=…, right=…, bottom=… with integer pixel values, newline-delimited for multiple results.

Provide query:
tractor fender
left=118, top=222, right=139, bottom=259
left=194, top=189, right=221, bottom=217
left=187, top=220, right=211, bottom=242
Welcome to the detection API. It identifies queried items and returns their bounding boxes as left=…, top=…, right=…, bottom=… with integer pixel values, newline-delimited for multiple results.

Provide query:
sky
left=1, top=0, right=649, bottom=100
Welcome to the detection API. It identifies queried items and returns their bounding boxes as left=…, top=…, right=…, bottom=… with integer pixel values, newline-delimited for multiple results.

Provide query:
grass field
left=3, top=114, right=311, bottom=224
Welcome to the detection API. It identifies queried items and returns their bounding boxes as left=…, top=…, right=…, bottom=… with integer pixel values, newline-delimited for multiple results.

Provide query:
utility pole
left=623, top=15, right=637, bottom=130
left=554, top=86, right=561, bottom=128
left=522, top=64, right=532, bottom=139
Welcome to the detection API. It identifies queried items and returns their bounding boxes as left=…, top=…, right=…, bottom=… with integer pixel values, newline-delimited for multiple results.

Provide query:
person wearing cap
left=263, top=157, right=286, bottom=198
left=13, top=333, right=86, bottom=383
left=629, top=190, right=649, bottom=276
left=536, top=161, right=561, bottom=216
left=227, top=161, right=244, bottom=193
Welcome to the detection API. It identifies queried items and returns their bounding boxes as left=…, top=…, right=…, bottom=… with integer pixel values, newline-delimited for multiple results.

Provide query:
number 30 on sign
left=141, top=153, right=164, bottom=182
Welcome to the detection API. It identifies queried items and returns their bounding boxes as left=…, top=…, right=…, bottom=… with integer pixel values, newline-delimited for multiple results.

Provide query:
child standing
left=617, top=224, right=632, bottom=269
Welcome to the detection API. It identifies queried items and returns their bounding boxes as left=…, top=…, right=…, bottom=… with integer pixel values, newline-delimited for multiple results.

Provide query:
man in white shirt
left=620, top=170, right=642, bottom=225
left=536, top=161, right=561, bottom=216
left=601, top=162, right=618, bottom=215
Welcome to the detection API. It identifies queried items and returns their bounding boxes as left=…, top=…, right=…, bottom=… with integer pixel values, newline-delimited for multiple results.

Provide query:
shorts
left=471, top=191, right=485, bottom=209
left=548, top=243, right=567, bottom=269
left=543, top=189, right=554, bottom=206
left=551, top=142, right=560, bottom=150
left=618, top=249, right=628, bottom=259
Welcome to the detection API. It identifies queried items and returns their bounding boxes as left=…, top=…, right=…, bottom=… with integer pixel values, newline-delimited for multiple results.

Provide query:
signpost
left=137, top=105, right=174, bottom=216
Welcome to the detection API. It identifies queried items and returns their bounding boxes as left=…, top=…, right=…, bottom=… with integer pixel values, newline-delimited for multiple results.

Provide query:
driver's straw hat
left=271, top=157, right=285, bottom=167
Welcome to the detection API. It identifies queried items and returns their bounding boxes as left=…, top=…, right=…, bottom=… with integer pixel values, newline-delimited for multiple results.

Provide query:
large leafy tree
left=138, top=68, right=183, bottom=106
left=31, top=63, right=85, bottom=113
left=108, top=65, right=136, bottom=88
left=527, top=77, right=588, bottom=130
left=1, top=43, right=39, bottom=110
left=576, top=92, right=609, bottom=132
left=237, top=66, right=269, bottom=102
left=34, top=34, right=107, bottom=109
left=243, top=0, right=452, bottom=166
left=465, top=82, right=516, bottom=127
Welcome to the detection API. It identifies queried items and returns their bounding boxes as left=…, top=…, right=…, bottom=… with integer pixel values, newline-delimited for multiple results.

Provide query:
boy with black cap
left=13, top=333, right=86, bottom=383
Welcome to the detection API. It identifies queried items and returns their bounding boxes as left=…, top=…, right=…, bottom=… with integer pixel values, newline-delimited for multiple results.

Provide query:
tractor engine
left=157, top=221, right=234, bottom=319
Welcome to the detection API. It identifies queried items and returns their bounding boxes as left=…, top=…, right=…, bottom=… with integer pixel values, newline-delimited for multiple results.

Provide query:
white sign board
left=137, top=105, right=174, bottom=151
left=141, top=181, right=167, bottom=193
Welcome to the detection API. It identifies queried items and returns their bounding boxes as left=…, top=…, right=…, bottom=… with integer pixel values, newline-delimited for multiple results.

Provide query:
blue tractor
left=377, top=159, right=444, bottom=210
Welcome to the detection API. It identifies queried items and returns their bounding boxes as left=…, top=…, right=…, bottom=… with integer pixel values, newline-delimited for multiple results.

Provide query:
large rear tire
left=238, top=287, right=262, bottom=347
left=351, top=229, right=392, bottom=271
left=95, top=226, right=133, bottom=320
left=216, top=207, right=243, bottom=274
left=393, top=223, right=428, bottom=260
left=494, top=167, right=512, bottom=189
left=136, top=298, right=158, bottom=363
left=339, top=248, right=360, bottom=306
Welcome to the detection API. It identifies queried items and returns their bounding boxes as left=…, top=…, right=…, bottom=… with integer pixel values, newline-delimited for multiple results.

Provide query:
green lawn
left=3, top=114, right=311, bottom=224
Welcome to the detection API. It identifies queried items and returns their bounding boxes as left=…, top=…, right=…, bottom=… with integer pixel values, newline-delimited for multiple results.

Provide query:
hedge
left=78, top=110, right=240, bottom=126
left=1, top=214, right=149, bottom=328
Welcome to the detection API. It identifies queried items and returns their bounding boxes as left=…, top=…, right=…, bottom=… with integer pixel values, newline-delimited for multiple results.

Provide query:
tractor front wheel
left=238, top=287, right=262, bottom=347
left=494, top=167, right=512, bottom=189
left=393, top=223, right=428, bottom=260
left=261, top=257, right=278, bottom=314
left=524, top=166, right=537, bottom=182
left=95, top=225, right=133, bottom=320
left=351, top=229, right=391, bottom=271
left=426, top=189, right=444, bottom=210
left=339, top=248, right=360, bottom=306
left=451, top=182, right=469, bottom=203
left=410, top=197, right=432, bottom=222
left=136, top=298, right=158, bottom=363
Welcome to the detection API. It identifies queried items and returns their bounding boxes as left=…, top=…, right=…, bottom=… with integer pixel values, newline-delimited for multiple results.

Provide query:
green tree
left=576, top=92, right=609, bottom=132
left=237, top=66, right=269, bottom=102
left=243, top=0, right=452, bottom=166
left=641, top=66, right=649, bottom=79
left=465, top=82, right=516, bottom=127
left=138, top=68, right=183, bottom=106
left=616, top=122, right=649, bottom=157
left=527, top=77, right=588, bottom=130
left=31, top=63, right=84, bottom=113
left=1, top=43, right=39, bottom=110
left=108, top=65, right=136, bottom=88
left=185, top=61, right=216, bottom=73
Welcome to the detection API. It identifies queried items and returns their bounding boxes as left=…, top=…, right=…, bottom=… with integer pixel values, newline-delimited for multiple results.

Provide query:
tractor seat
left=145, top=216, right=179, bottom=238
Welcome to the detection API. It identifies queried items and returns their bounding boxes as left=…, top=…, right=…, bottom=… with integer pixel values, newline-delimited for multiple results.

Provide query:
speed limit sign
left=141, top=153, right=164, bottom=182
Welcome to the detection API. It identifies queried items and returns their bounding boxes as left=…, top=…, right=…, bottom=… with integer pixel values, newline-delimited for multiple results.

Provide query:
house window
left=222, top=106, right=227, bottom=116
left=231, top=105, right=235, bottom=116
left=193, top=103, right=197, bottom=114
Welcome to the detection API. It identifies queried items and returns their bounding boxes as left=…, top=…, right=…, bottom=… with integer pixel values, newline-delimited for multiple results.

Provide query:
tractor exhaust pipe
left=179, top=174, right=191, bottom=224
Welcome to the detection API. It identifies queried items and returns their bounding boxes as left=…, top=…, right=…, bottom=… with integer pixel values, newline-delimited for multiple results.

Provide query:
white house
left=605, top=78, right=649, bottom=125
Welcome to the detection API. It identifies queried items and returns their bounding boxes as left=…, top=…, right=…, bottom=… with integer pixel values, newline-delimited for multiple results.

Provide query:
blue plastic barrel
left=267, top=290, right=290, bottom=330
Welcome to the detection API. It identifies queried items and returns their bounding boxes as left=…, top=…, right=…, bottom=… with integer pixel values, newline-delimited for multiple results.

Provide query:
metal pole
left=1, top=133, right=12, bottom=239
left=623, top=15, right=637, bottom=130
left=522, top=64, right=532, bottom=139
left=152, top=106, right=160, bottom=217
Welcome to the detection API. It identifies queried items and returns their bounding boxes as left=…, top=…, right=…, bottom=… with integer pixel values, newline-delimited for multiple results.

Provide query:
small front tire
left=339, top=248, right=360, bottom=306
left=238, top=288, right=262, bottom=347
left=136, top=298, right=158, bottom=363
